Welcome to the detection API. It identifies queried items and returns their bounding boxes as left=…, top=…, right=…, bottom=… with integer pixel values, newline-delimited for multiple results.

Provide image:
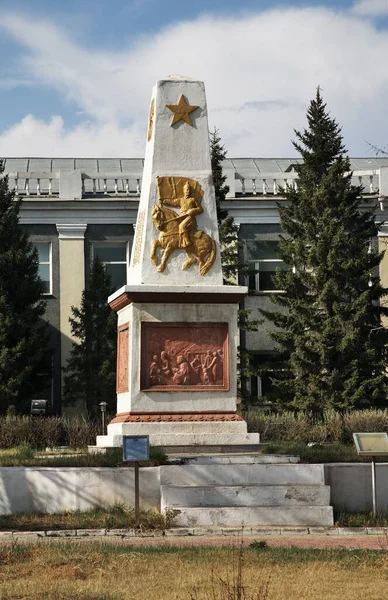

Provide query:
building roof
left=2, top=156, right=388, bottom=175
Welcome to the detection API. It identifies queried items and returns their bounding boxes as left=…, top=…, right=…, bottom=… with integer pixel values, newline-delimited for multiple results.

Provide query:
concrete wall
left=0, top=467, right=160, bottom=515
left=324, top=463, right=388, bottom=512
left=1, top=464, right=387, bottom=515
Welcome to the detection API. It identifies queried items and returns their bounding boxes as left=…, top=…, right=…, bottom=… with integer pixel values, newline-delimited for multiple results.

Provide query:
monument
left=96, top=76, right=260, bottom=448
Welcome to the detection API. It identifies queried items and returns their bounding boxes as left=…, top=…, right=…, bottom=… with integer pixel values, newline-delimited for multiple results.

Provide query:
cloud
left=352, top=0, right=388, bottom=16
left=0, top=115, right=145, bottom=158
left=1, top=7, right=388, bottom=157
left=0, top=78, right=34, bottom=90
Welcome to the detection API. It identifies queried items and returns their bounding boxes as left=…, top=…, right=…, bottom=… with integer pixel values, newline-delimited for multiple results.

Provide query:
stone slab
left=172, top=506, right=334, bottom=527
left=171, top=454, right=299, bottom=464
left=161, top=444, right=266, bottom=454
left=109, top=285, right=247, bottom=305
left=46, top=530, right=77, bottom=537
left=161, top=484, right=331, bottom=509
left=107, top=420, right=248, bottom=435
left=97, top=433, right=261, bottom=448
left=76, top=529, right=106, bottom=537
left=160, top=464, right=325, bottom=486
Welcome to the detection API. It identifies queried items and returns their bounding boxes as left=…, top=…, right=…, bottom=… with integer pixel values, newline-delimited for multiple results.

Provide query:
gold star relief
left=166, top=94, right=199, bottom=127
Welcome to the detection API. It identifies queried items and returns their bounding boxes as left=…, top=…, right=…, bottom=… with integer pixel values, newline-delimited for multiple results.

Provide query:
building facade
left=3, top=156, right=388, bottom=412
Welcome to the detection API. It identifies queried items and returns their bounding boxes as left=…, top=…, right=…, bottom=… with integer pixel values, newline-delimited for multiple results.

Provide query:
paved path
left=1, top=528, right=387, bottom=550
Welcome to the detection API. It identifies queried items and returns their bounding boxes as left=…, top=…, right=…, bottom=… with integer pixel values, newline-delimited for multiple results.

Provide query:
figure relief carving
left=147, top=99, right=155, bottom=142
left=141, top=322, right=228, bottom=391
left=132, top=210, right=145, bottom=266
left=151, top=176, right=217, bottom=275
left=117, top=323, right=130, bottom=393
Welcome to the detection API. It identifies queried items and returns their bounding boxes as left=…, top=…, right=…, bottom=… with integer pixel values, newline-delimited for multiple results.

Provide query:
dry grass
left=0, top=543, right=387, bottom=599
left=0, top=505, right=175, bottom=531
left=0, top=445, right=168, bottom=467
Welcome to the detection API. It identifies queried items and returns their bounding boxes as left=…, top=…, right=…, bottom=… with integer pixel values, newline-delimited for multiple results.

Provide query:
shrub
left=63, top=416, right=100, bottom=449
left=247, top=408, right=388, bottom=444
left=0, top=415, right=99, bottom=449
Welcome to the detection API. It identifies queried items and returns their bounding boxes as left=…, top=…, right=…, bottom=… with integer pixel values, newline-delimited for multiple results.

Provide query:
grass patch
left=334, top=510, right=388, bottom=527
left=262, top=441, right=388, bottom=463
left=0, top=504, right=176, bottom=531
left=0, top=543, right=387, bottom=599
left=0, top=445, right=168, bottom=467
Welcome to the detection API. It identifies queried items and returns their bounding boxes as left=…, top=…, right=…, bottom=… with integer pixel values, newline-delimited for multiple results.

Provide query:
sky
left=0, top=0, right=388, bottom=158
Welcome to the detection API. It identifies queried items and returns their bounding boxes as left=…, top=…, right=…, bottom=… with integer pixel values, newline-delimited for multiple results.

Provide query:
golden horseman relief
left=151, top=176, right=217, bottom=275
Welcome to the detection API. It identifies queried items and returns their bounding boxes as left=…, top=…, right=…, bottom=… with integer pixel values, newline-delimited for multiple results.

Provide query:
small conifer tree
left=210, top=128, right=259, bottom=405
left=0, top=161, right=51, bottom=413
left=63, top=258, right=117, bottom=414
left=262, top=89, right=388, bottom=420
left=210, top=127, right=241, bottom=283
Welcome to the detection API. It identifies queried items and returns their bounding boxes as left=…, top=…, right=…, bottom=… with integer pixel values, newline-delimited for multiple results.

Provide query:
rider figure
left=160, top=181, right=203, bottom=248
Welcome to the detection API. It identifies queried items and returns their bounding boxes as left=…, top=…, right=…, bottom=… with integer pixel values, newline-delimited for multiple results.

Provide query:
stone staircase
left=160, top=454, right=333, bottom=527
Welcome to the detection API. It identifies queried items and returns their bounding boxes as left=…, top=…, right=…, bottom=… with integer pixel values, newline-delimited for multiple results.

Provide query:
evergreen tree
left=0, top=161, right=51, bottom=413
left=262, top=89, right=388, bottom=420
left=63, top=258, right=117, bottom=414
left=210, top=128, right=259, bottom=405
left=210, top=128, right=241, bottom=284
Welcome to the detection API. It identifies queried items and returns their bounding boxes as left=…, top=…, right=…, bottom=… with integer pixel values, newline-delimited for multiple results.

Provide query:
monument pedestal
left=96, top=286, right=260, bottom=448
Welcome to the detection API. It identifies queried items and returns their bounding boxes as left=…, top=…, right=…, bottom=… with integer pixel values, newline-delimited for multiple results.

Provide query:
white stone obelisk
left=96, top=77, right=260, bottom=449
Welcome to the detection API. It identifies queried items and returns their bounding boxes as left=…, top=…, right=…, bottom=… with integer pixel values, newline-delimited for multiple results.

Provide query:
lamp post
left=99, top=402, right=107, bottom=435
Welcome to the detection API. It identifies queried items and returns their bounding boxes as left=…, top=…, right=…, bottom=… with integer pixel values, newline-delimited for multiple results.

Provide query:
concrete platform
left=160, top=464, right=326, bottom=486
left=171, top=506, right=334, bottom=527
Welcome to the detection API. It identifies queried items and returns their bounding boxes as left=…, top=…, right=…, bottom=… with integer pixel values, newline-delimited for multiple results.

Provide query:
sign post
left=353, top=432, right=388, bottom=516
left=122, top=435, right=150, bottom=526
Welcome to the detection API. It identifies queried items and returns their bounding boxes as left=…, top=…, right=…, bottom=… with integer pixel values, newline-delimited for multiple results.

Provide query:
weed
left=335, top=510, right=388, bottom=527
left=189, top=542, right=271, bottom=600
left=249, top=540, right=269, bottom=550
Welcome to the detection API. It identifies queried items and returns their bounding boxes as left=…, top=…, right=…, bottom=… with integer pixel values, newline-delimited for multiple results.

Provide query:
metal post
left=134, top=462, right=140, bottom=527
left=371, top=456, right=377, bottom=517
left=99, top=401, right=107, bottom=436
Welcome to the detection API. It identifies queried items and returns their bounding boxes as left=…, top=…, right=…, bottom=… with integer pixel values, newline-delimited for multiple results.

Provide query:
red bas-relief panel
left=117, top=323, right=130, bottom=393
left=141, top=322, right=229, bottom=391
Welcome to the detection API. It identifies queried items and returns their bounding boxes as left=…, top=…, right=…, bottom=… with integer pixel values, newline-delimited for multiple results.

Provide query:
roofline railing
left=3, top=167, right=388, bottom=202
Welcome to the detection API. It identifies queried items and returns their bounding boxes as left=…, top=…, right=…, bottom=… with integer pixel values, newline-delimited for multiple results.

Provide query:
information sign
left=353, top=432, right=388, bottom=516
left=122, top=435, right=150, bottom=462
left=353, top=432, right=388, bottom=457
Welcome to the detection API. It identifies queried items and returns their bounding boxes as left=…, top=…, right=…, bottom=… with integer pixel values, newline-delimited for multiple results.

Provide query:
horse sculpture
left=151, top=204, right=216, bottom=275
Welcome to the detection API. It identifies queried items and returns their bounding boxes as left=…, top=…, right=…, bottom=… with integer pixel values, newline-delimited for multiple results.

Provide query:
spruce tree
left=63, top=258, right=117, bottom=414
left=210, top=128, right=241, bottom=284
left=262, top=89, right=388, bottom=420
left=210, top=128, right=258, bottom=405
left=0, top=161, right=51, bottom=413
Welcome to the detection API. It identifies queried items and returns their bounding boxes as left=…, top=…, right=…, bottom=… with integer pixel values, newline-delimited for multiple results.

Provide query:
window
left=247, top=241, right=286, bottom=292
left=93, top=243, right=128, bottom=290
left=250, top=373, right=273, bottom=398
left=36, top=242, right=52, bottom=294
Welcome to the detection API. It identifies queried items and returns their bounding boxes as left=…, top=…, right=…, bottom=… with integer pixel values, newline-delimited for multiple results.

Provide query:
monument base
left=95, top=414, right=260, bottom=448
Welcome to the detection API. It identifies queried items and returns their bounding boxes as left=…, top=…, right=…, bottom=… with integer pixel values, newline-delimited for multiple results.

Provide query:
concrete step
left=161, top=484, right=331, bottom=509
left=160, top=464, right=325, bottom=486
left=96, top=434, right=261, bottom=449
left=161, top=444, right=266, bottom=454
left=168, top=454, right=300, bottom=465
left=171, top=506, right=334, bottom=527
left=149, top=433, right=261, bottom=446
